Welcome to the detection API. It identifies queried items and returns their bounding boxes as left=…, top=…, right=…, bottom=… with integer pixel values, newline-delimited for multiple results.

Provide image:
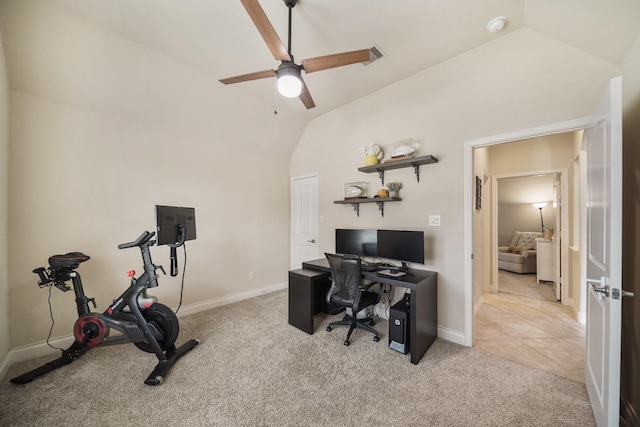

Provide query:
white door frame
left=463, top=117, right=590, bottom=346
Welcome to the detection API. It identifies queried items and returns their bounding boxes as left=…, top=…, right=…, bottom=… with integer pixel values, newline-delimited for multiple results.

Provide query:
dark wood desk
left=291, top=258, right=437, bottom=365
left=288, top=268, right=334, bottom=334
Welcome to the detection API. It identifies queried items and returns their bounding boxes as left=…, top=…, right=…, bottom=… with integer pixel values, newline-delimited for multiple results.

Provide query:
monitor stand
left=397, top=262, right=414, bottom=276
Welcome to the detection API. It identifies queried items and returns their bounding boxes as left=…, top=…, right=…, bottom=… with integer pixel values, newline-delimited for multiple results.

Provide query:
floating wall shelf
left=333, top=197, right=400, bottom=217
left=358, top=154, right=438, bottom=184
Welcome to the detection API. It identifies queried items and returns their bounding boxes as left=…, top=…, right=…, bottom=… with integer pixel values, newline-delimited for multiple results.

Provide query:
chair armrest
left=522, top=250, right=537, bottom=259
left=361, top=282, right=384, bottom=304
left=498, top=246, right=508, bottom=253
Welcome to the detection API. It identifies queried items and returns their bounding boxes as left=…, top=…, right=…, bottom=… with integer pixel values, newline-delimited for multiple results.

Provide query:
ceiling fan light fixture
left=277, top=64, right=302, bottom=98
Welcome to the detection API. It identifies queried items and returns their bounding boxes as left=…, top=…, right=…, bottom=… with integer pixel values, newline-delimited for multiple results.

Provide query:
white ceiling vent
left=363, top=45, right=385, bottom=66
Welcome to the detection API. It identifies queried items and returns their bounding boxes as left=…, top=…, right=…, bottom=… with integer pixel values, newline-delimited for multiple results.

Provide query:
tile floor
left=474, top=290, right=586, bottom=383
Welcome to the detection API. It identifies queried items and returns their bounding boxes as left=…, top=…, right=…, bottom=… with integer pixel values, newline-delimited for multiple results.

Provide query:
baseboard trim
left=474, top=295, right=484, bottom=316
left=438, top=325, right=465, bottom=346
left=0, top=351, right=11, bottom=383
left=174, top=282, right=287, bottom=318
left=1, top=334, right=76, bottom=382
left=1, top=281, right=288, bottom=380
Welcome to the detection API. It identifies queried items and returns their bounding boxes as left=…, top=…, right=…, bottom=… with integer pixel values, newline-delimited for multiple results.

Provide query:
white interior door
left=583, top=76, right=623, bottom=427
left=553, top=174, right=562, bottom=301
left=291, top=174, right=318, bottom=269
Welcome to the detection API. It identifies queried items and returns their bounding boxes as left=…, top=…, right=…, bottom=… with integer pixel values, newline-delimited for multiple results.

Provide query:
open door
left=583, top=76, right=624, bottom=426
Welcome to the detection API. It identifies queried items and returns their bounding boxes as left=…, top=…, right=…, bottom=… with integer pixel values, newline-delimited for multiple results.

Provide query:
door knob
left=587, top=278, right=609, bottom=297
left=307, top=239, right=316, bottom=243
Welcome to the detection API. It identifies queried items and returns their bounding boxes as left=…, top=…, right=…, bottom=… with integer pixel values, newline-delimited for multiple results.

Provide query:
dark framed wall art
left=475, top=176, right=482, bottom=211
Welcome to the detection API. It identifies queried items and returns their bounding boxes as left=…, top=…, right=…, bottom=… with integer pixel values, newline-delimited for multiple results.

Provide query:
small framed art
left=344, top=182, right=368, bottom=199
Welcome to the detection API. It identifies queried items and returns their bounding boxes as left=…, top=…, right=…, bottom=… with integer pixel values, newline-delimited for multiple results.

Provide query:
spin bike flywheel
left=134, top=303, right=179, bottom=353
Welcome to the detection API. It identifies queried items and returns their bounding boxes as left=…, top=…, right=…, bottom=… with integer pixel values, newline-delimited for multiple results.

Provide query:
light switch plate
left=429, top=215, right=440, bottom=226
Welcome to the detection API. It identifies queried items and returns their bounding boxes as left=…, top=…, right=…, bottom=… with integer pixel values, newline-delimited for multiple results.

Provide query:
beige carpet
left=498, top=270, right=557, bottom=301
left=1, top=290, right=594, bottom=426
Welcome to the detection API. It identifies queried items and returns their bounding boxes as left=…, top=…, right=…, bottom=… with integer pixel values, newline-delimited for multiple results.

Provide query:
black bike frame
left=10, top=230, right=198, bottom=386
left=70, top=234, right=167, bottom=359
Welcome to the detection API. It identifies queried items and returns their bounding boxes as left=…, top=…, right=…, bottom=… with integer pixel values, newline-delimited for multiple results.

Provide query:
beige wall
left=1, top=1, right=307, bottom=348
left=621, top=31, right=640, bottom=426
left=292, top=28, right=619, bottom=338
left=487, top=133, right=575, bottom=176
left=0, top=30, right=10, bottom=363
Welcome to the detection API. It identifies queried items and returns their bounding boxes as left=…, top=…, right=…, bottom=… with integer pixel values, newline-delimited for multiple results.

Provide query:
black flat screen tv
left=335, top=229, right=377, bottom=257
left=155, top=205, right=196, bottom=246
left=377, top=229, right=424, bottom=265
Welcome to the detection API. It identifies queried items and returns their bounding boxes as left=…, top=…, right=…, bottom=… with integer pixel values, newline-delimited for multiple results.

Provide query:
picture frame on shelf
left=344, top=182, right=368, bottom=200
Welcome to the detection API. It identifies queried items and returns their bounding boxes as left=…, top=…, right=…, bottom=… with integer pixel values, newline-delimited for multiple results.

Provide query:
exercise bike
left=10, top=230, right=199, bottom=386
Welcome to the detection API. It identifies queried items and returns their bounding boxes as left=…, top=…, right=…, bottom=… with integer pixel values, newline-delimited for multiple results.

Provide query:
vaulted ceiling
left=30, top=0, right=640, bottom=117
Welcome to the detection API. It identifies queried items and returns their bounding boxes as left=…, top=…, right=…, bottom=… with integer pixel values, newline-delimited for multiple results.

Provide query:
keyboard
left=377, top=269, right=406, bottom=278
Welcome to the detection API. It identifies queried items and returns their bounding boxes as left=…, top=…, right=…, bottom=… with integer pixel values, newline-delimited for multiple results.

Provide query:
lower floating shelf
left=334, top=197, right=401, bottom=217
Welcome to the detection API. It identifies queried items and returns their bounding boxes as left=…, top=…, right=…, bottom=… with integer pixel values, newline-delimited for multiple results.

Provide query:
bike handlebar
left=118, top=231, right=156, bottom=249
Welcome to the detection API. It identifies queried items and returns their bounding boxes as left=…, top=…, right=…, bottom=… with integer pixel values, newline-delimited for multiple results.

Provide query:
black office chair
left=325, top=253, right=380, bottom=346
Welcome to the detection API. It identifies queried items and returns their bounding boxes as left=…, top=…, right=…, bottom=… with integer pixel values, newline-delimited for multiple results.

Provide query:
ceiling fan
left=219, top=0, right=372, bottom=109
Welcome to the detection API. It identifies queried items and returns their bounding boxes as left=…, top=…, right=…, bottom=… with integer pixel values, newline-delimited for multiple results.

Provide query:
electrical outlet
left=249, top=272, right=255, bottom=280
left=429, top=215, right=440, bottom=226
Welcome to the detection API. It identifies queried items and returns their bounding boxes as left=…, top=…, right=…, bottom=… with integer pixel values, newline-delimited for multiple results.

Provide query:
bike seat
left=48, top=252, right=90, bottom=269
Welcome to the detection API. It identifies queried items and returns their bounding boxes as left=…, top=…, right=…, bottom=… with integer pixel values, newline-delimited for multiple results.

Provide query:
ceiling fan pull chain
left=274, top=80, right=279, bottom=114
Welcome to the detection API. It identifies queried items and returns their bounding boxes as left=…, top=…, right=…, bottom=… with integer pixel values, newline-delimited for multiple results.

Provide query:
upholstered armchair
left=498, top=231, right=543, bottom=274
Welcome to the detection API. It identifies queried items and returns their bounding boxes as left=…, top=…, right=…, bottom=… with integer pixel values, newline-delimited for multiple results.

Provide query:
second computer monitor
left=376, top=229, right=425, bottom=265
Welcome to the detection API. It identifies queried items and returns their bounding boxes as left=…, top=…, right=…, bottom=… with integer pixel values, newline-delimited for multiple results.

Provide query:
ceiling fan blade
left=301, top=49, right=371, bottom=74
left=298, top=78, right=315, bottom=109
left=240, top=0, right=291, bottom=62
left=219, top=69, right=276, bottom=85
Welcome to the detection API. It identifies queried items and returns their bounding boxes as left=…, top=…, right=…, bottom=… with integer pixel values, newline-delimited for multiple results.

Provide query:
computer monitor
left=335, top=229, right=377, bottom=257
left=155, top=205, right=196, bottom=246
left=376, top=229, right=425, bottom=267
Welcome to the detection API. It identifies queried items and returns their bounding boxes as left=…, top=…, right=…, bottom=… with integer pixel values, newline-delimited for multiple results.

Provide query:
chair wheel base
left=343, top=340, right=350, bottom=346
left=373, top=336, right=379, bottom=342
left=326, top=326, right=332, bottom=332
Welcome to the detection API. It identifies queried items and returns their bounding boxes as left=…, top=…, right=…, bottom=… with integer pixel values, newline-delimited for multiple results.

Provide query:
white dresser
left=536, top=238, right=555, bottom=284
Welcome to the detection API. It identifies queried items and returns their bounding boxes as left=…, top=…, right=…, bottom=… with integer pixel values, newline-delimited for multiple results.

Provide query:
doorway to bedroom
left=472, top=130, right=585, bottom=382
left=495, top=172, right=562, bottom=302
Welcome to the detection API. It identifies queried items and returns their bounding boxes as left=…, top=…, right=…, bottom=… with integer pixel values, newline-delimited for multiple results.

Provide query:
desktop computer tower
left=389, top=294, right=410, bottom=354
